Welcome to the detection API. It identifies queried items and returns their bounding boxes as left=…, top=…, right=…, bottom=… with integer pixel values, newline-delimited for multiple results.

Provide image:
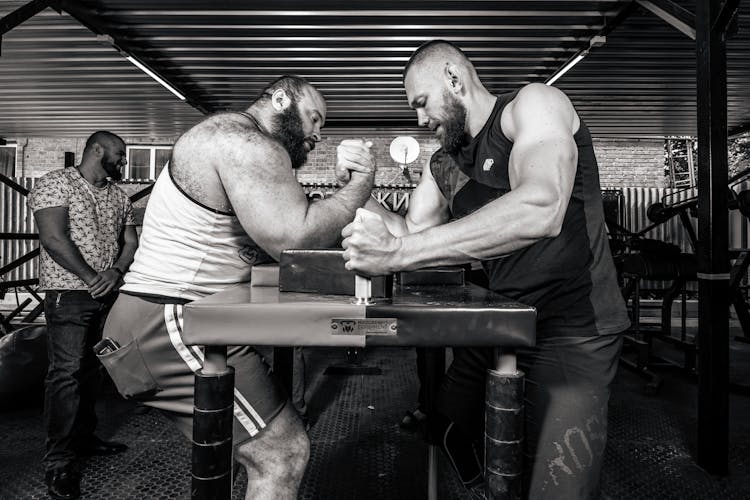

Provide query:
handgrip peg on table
left=355, top=274, right=372, bottom=304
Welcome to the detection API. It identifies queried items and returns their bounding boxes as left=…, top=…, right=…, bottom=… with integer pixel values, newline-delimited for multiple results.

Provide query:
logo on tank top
left=482, top=158, right=494, bottom=171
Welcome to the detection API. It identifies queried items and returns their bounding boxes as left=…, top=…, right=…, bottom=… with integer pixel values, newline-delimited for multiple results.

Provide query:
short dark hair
left=84, top=131, right=123, bottom=152
left=256, top=75, right=314, bottom=103
left=403, top=40, right=470, bottom=79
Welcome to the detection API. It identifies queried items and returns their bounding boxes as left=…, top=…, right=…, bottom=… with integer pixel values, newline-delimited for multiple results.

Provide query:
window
left=125, top=145, right=172, bottom=180
left=0, top=144, right=17, bottom=177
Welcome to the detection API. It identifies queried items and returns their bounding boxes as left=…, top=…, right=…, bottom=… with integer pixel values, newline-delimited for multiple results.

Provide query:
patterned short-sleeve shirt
left=28, top=167, right=135, bottom=291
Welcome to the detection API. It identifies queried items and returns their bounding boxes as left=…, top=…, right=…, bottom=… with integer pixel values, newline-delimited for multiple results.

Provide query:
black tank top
left=434, top=92, right=629, bottom=338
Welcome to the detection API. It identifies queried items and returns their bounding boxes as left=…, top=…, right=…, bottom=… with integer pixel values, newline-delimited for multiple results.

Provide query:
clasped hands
left=88, top=268, right=123, bottom=299
left=335, top=139, right=376, bottom=185
left=334, top=139, right=400, bottom=276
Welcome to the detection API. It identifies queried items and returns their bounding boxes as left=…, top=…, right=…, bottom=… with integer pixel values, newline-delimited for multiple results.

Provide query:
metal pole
left=203, top=345, right=227, bottom=373
left=273, top=346, right=294, bottom=395
left=423, top=347, right=446, bottom=500
left=695, top=0, right=730, bottom=476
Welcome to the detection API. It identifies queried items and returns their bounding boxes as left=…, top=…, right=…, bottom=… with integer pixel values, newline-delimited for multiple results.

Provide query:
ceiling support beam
left=58, top=0, right=210, bottom=115
left=713, top=0, right=740, bottom=34
left=0, top=0, right=59, bottom=36
left=636, top=0, right=696, bottom=40
left=695, top=0, right=729, bottom=477
left=0, top=0, right=60, bottom=56
left=544, top=1, right=638, bottom=84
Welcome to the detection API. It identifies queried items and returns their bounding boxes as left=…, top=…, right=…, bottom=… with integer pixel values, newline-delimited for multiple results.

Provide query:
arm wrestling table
left=181, top=264, right=536, bottom=500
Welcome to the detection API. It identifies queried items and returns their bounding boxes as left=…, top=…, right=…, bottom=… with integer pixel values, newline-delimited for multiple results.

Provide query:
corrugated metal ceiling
left=0, top=0, right=747, bottom=138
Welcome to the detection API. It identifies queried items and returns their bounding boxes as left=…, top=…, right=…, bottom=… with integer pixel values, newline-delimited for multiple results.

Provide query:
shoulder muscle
left=502, top=83, right=578, bottom=143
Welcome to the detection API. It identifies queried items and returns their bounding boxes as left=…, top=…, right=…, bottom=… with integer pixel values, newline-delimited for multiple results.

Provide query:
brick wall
left=594, top=137, right=667, bottom=188
left=10, top=131, right=669, bottom=189
left=9, top=131, right=441, bottom=187
left=296, top=129, right=440, bottom=187
left=11, top=135, right=178, bottom=178
left=300, top=134, right=669, bottom=189
left=299, top=134, right=668, bottom=189
left=15, top=137, right=82, bottom=178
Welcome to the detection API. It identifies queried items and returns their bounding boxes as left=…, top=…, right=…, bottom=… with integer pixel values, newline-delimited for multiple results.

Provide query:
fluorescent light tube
left=125, top=55, right=186, bottom=101
left=546, top=52, right=586, bottom=86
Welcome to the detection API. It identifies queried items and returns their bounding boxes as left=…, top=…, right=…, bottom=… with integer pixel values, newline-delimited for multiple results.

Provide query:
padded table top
left=182, top=281, right=536, bottom=348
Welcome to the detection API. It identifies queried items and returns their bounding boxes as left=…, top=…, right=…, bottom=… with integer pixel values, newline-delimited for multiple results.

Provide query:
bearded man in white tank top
left=101, top=76, right=376, bottom=500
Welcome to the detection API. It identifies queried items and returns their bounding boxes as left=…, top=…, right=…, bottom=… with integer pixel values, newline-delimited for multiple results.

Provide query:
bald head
left=84, top=131, right=124, bottom=154
left=402, top=41, right=492, bottom=154
left=81, top=130, right=126, bottom=180
left=403, top=40, right=476, bottom=81
left=255, top=75, right=323, bottom=106
left=249, top=75, right=327, bottom=169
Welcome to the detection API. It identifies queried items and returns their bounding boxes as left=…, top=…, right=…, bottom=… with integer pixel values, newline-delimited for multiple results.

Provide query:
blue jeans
left=43, top=290, right=113, bottom=471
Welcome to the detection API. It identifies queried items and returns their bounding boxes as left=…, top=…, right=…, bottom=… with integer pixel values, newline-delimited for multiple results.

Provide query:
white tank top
left=122, top=166, right=272, bottom=300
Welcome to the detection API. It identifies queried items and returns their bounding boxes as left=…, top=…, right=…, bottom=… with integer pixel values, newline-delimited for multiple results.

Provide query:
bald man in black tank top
left=341, top=41, right=628, bottom=499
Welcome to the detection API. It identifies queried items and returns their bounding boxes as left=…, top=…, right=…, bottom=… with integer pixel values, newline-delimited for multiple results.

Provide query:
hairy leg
left=235, top=402, right=310, bottom=500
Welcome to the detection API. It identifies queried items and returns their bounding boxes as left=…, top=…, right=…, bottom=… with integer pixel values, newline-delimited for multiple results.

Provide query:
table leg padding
left=192, top=406, right=234, bottom=444
left=191, top=472, right=232, bottom=500
left=192, top=368, right=235, bottom=500
left=192, top=438, right=233, bottom=478
left=194, top=368, right=235, bottom=409
left=485, top=369, right=525, bottom=500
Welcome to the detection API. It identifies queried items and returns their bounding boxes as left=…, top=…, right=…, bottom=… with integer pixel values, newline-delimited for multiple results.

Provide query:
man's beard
left=101, top=155, right=122, bottom=181
left=272, top=104, right=310, bottom=169
left=439, top=92, right=468, bottom=155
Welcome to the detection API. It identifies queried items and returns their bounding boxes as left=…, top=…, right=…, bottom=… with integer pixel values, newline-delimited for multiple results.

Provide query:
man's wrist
left=390, top=236, right=406, bottom=272
left=82, top=270, right=98, bottom=285
left=110, top=266, right=124, bottom=276
left=350, top=169, right=375, bottom=186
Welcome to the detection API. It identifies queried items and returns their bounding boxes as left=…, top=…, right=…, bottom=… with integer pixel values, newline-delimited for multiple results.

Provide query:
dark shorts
left=437, top=334, right=623, bottom=500
left=101, top=293, right=287, bottom=445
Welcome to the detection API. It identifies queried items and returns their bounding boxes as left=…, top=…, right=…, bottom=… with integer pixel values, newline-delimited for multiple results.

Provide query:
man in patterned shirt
left=28, top=131, right=139, bottom=500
